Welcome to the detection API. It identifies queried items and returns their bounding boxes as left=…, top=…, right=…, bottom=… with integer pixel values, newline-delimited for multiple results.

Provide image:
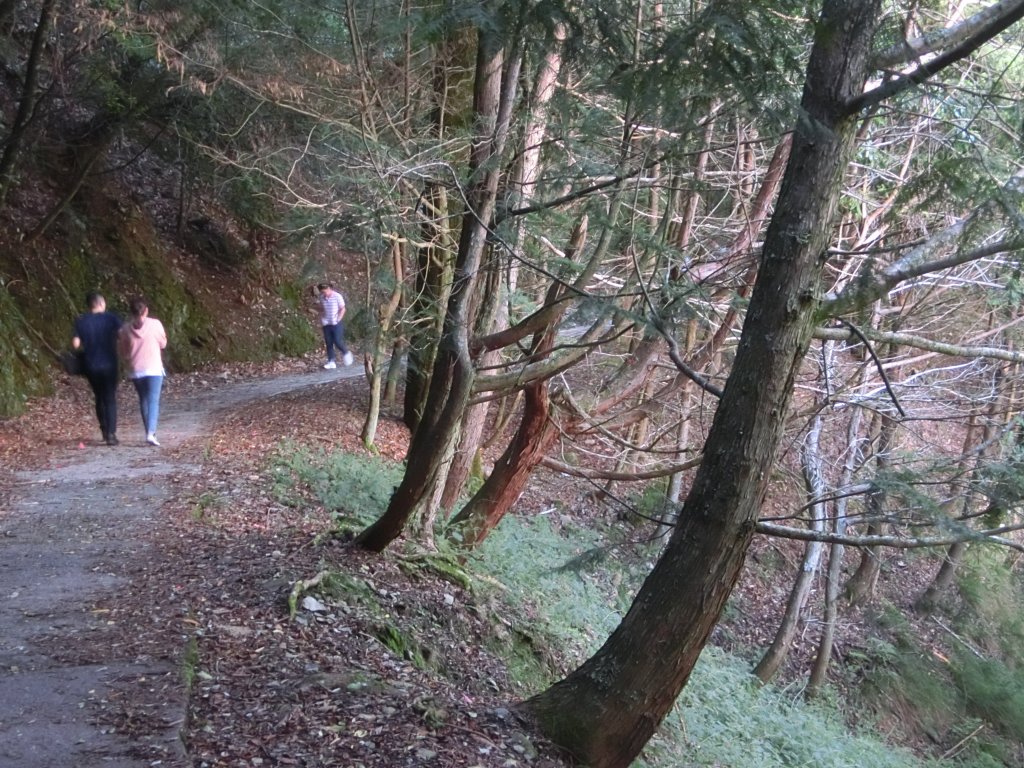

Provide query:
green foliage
left=625, top=478, right=674, bottom=527
left=647, top=648, right=928, bottom=768
left=471, top=513, right=929, bottom=767
left=277, top=280, right=310, bottom=310
left=374, top=623, right=433, bottom=670
left=189, top=491, right=225, bottom=523
left=271, top=445, right=403, bottom=529
left=0, top=283, right=50, bottom=416
left=398, top=550, right=472, bottom=591
left=956, top=549, right=1024, bottom=662
left=951, top=653, right=1024, bottom=741
left=860, top=640, right=957, bottom=743
left=973, top=441, right=1024, bottom=523
left=472, top=514, right=627, bottom=662
left=180, top=635, right=200, bottom=694
left=315, top=571, right=378, bottom=604
left=851, top=555, right=1024, bottom=766
left=270, top=314, right=318, bottom=358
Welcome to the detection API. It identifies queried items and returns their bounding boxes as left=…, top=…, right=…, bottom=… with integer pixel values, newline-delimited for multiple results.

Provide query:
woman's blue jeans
left=132, top=375, right=163, bottom=435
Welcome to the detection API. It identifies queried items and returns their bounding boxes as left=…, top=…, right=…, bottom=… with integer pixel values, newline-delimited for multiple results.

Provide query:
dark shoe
left=106, top=434, right=119, bottom=446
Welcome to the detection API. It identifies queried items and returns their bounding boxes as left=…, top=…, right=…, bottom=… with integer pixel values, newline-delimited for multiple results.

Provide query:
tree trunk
left=438, top=24, right=567, bottom=511
left=445, top=215, right=591, bottom=544
left=403, top=182, right=453, bottom=432
left=357, top=23, right=516, bottom=552
left=915, top=541, right=967, bottom=613
left=522, top=4, right=883, bottom=765
left=0, top=0, right=56, bottom=209
left=439, top=244, right=505, bottom=512
left=844, top=413, right=896, bottom=606
left=807, top=387, right=869, bottom=697
left=753, top=343, right=832, bottom=685
left=449, top=377, right=561, bottom=547
left=385, top=337, right=406, bottom=406
left=446, top=261, right=571, bottom=546
left=362, top=239, right=405, bottom=448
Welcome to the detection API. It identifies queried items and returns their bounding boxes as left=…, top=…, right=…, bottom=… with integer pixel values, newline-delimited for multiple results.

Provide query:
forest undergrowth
left=3, top=358, right=1024, bottom=766
left=182, top=372, right=1024, bottom=767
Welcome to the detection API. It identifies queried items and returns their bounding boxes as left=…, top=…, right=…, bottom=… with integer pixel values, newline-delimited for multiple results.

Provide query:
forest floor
left=0, top=350, right=960, bottom=768
left=0, top=358, right=572, bottom=768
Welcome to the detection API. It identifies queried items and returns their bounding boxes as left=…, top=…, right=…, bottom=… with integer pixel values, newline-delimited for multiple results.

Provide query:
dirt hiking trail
left=0, top=366, right=360, bottom=768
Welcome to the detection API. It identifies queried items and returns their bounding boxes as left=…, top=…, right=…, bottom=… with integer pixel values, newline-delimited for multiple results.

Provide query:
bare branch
left=850, top=0, right=1024, bottom=113
left=814, top=325, right=1024, bottom=364
left=756, top=520, right=1024, bottom=553
left=822, top=224, right=1024, bottom=317
left=833, top=319, right=906, bottom=417
left=872, top=0, right=1024, bottom=70
left=541, top=454, right=702, bottom=482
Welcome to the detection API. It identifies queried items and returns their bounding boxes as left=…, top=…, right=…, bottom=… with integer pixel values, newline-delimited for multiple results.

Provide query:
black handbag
left=59, top=349, right=84, bottom=376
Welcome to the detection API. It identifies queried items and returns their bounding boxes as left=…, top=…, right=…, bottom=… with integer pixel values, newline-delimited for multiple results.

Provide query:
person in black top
left=72, top=292, right=122, bottom=446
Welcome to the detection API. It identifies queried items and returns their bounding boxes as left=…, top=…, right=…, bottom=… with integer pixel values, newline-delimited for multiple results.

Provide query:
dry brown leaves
left=4, top=359, right=570, bottom=767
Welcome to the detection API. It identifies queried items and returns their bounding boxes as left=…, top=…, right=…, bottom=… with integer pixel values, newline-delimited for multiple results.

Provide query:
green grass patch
left=650, top=648, right=930, bottom=768
left=952, top=653, right=1024, bottom=741
left=472, top=513, right=931, bottom=768
left=267, top=446, right=946, bottom=766
left=181, top=635, right=200, bottom=694
left=374, top=623, right=433, bottom=670
left=270, top=444, right=403, bottom=529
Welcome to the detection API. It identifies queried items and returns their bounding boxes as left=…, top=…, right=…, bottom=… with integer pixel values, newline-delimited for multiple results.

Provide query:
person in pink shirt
left=118, top=296, right=168, bottom=446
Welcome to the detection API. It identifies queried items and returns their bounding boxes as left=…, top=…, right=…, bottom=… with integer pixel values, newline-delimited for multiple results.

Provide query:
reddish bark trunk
left=449, top=379, right=560, bottom=547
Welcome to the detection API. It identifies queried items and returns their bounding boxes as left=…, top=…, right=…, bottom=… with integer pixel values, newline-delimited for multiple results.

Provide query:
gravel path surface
left=0, top=365, right=362, bottom=768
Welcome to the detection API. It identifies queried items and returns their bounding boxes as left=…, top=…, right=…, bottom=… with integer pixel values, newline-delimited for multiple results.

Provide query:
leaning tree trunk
left=522, top=5, right=883, bottom=766
left=357, top=25, right=515, bottom=552
left=449, top=375, right=561, bottom=547
left=446, top=262, right=573, bottom=547
left=445, top=214, right=592, bottom=543
left=916, top=541, right=967, bottom=613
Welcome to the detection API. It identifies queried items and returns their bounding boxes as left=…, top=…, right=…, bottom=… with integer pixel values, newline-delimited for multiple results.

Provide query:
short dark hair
left=86, top=291, right=104, bottom=309
left=317, top=282, right=333, bottom=290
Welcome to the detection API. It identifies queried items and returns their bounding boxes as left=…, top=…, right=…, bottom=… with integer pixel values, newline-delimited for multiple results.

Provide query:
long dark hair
left=128, top=296, right=149, bottom=328
left=128, top=296, right=148, bottom=318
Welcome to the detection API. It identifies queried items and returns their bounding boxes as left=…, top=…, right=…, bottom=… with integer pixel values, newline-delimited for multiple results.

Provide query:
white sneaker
left=146, top=434, right=160, bottom=446
left=342, top=352, right=354, bottom=367
left=322, top=361, right=337, bottom=370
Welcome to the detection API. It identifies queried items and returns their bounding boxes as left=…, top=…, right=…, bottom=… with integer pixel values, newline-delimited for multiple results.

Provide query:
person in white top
left=316, top=281, right=353, bottom=369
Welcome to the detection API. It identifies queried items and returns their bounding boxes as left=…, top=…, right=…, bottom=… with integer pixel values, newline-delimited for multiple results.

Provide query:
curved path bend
left=0, top=365, right=361, bottom=768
